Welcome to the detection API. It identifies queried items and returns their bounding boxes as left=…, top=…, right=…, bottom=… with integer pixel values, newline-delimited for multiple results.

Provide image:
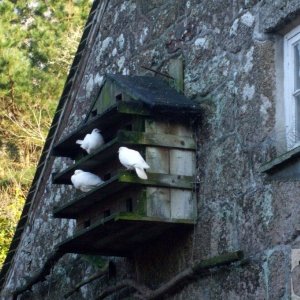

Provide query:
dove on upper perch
left=118, top=146, right=150, bottom=180
left=76, top=128, right=104, bottom=154
left=71, top=169, right=104, bottom=192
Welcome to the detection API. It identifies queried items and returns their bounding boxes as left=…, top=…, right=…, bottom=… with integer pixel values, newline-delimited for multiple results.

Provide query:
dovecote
left=52, top=74, right=201, bottom=256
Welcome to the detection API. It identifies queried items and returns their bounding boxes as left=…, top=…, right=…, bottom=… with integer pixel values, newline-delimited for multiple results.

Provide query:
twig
left=95, top=250, right=244, bottom=300
left=144, top=250, right=244, bottom=299
left=64, top=261, right=113, bottom=298
left=95, top=279, right=151, bottom=300
left=140, top=65, right=174, bottom=79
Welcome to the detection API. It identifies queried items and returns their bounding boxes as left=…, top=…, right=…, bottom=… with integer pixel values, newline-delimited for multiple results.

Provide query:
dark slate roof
left=106, top=74, right=202, bottom=114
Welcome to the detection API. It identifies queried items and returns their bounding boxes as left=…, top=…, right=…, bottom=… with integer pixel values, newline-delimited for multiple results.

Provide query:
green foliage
left=0, top=0, right=92, bottom=267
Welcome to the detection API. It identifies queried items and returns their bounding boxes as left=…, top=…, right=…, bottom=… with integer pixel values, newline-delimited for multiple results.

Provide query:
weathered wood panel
left=145, top=119, right=171, bottom=134
left=170, top=189, right=195, bottom=219
left=146, top=187, right=170, bottom=218
left=146, top=147, right=169, bottom=174
left=170, top=149, right=195, bottom=176
left=76, top=189, right=141, bottom=230
left=97, top=81, right=118, bottom=114
left=118, top=171, right=193, bottom=189
left=168, top=123, right=193, bottom=137
left=117, top=130, right=196, bottom=149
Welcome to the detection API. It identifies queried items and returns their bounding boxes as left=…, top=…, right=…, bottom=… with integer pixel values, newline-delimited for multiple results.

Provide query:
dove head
left=92, top=128, right=101, bottom=134
left=74, top=169, right=84, bottom=175
left=118, top=146, right=127, bottom=153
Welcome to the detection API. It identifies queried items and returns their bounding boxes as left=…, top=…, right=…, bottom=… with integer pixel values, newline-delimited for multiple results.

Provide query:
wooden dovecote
left=52, top=74, right=201, bottom=256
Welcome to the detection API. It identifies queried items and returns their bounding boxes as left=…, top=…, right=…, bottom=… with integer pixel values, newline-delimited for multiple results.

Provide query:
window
left=284, top=25, right=300, bottom=149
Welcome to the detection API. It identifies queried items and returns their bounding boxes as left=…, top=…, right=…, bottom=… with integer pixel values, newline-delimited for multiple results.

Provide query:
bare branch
left=95, top=279, right=151, bottom=300
left=64, top=261, right=112, bottom=299
left=95, top=250, right=244, bottom=300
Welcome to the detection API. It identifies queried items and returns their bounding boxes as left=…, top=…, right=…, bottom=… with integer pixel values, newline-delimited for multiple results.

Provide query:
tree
left=0, top=0, right=92, bottom=267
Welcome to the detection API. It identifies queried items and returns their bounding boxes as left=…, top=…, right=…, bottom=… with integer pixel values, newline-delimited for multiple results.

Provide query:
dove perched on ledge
left=76, top=128, right=104, bottom=154
left=71, top=170, right=104, bottom=192
left=118, top=146, right=150, bottom=180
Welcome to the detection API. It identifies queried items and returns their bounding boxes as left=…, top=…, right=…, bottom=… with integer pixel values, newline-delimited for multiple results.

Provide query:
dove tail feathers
left=76, top=140, right=83, bottom=145
left=135, top=168, right=148, bottom=180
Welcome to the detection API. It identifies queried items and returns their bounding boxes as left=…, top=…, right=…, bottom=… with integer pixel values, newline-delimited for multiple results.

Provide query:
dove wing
left=131, top=151, right=150, bottom=169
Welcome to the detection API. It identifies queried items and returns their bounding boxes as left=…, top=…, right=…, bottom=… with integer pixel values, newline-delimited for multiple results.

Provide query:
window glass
left=296, top=94, right=300, bottom=141
left=294, top=42, right=300, bottom=91
left=284, top=26, right=300, bottom=149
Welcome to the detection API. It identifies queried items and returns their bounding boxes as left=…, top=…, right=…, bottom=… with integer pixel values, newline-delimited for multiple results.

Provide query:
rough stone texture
left=2, top=0, right=300, bottom=299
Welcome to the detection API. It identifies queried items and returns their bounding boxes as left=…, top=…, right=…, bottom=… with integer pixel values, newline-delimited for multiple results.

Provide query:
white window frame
left=284, top=25, right=300, bottom=149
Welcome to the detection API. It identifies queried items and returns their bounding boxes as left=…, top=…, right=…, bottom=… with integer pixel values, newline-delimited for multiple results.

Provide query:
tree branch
left=95, top=279, right=151, bottom=300
left=144, top=250, right=244, bottom=300
left=96, top=250, right=244, bottom=300
left=64, top=261, right=114, bottom=299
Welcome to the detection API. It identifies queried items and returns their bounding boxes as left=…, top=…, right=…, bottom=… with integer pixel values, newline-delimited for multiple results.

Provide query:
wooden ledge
left=53, top=171, right=194, bottom=219
left=57, top=212, right=194, bottom=257
left=260, top=145, right=300, bottom=174
left=52, top=101, right=151, bottom=158
left=52, top=131, right=195, bottom=185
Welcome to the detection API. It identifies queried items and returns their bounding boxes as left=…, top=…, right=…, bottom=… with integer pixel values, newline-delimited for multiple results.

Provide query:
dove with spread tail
left=118, top=146, right=150, bottom=180
left=76, top=128, right=104, bottom=154
left=71, top=170, right=104, bottom=192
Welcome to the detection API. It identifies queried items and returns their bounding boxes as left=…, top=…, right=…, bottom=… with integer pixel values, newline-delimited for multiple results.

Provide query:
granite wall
left=2, top=0, right=300, bottom=299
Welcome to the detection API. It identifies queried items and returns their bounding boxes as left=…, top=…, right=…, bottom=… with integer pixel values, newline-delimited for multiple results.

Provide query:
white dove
left=76, top=128, right=104, bottom=154
left=118, top=146, right=150, bottom=180
left=71, top=170, right=104, bottom=192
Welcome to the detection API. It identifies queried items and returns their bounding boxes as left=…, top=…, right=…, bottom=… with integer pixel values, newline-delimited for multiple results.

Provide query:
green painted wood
left=115, top=212, right=195, bottom=224
left=117, top=130, right=195, bottom=149
left=118, top=170, right=193, bottom=190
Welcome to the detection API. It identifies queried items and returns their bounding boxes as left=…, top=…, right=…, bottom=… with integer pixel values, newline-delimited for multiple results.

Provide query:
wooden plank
left=145, top=119, right=171, bottom=134
left=52, top=137, right=121, bottom=184
left=113, top=212, right=195, bottom=224
left=52, top=101, right=149, bottom=158
left=170, top=190, right=195, bottom=219
left=54, top=171, right=193, bottom=219
left=170, top=149, right=195, bottom=176
left=118, top=171, right=194, bottom=189
left=168, top=123, right=193, bottom=137
left=146, top=147, right=169, bottom=174
left=260, top=145, right=300, bottom=173
left=117, top=101, right=151, bottom=116
left=76, top=188, right=141, bottom=228
left=57, top=212, right=194, bottom=256
left=53, top=176, right=129, bottom=218
left=52, top=105, right=120, bottom=158
left=97, top=81, right=118, bottom=115
left=147, top=187, right=170, bottom=218
left=118, top=130, right=196, bottom=150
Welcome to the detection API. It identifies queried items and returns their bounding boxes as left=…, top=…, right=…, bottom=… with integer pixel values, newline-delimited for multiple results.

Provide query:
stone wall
left=2, top=0, right=300, bottom=299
